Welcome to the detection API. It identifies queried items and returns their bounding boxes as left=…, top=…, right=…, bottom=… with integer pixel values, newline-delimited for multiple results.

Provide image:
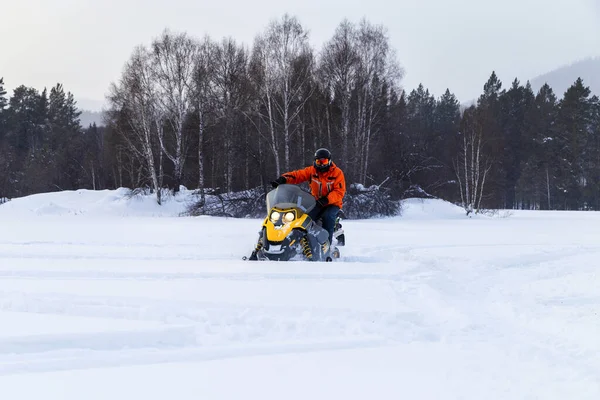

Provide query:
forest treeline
left=1, top=15, right=599, bottom=212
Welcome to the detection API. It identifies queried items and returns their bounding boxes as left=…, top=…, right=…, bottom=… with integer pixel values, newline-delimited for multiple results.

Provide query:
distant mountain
left=75, top=96, right=107, bottom=128
left=530, top=57, right=600, bottom=98
left=79, top=110, right=106, bottom=128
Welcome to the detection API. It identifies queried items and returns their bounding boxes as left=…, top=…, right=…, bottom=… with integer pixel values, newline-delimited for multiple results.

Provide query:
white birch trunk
left=283, top=82, right=290, bottom=172
left=91, top=161, right=96, bottom=190
left=266, top=90, right=280, bottom=176
left=198, top=106, right=205, bottom=199
left=463, top=134, right=471, bottom=213
left=546, top=165, right=551, bottom=210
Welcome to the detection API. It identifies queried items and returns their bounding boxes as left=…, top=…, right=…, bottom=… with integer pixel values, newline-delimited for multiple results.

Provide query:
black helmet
left=313, top=148, right=332, bottom=172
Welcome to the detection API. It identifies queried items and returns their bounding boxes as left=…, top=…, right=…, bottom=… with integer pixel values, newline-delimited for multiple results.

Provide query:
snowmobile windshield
left=266, top=184, right=315, bottom=213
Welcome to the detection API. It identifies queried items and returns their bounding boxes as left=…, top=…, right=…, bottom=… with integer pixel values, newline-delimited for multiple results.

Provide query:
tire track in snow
left=0, top=291, right=429, bottom=341
left=0, top=269, right=408, bottom=281
left=0, top=252, right=217, bottom=262
left=0, top=337, right=388, bottom=376
left=0, top=289, right=434, bottom=374
left=0, top=325, right=197, bottom=355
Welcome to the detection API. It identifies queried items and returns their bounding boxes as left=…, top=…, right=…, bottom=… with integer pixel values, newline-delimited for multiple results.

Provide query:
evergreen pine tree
left=475, top=71, right=504, bottom=207
left=372, top=87, right=407, bottom=197
left=403, top=84, right=439, bottom=193
left=499, top=78, right=534, bottom=208
left=478, top=71, right=502, bottom=108
left=46, top=83, right=84, bottom=191
left=406, top=84, right=436, bottom=152
left=518, top=83, right=558, bottom=209
left=555, top=78, right=595, bottom=209
left=583, top=94, right=600, bottom=209
left=433, top=89, right=461, bottom=199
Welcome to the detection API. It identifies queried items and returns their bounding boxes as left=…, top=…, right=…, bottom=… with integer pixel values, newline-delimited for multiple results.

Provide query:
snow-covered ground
left=0, top=189, right=599, bottom=399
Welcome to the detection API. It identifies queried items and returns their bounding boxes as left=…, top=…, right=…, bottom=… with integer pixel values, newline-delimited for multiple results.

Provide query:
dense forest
left=1, top=15, right=599, bottom=212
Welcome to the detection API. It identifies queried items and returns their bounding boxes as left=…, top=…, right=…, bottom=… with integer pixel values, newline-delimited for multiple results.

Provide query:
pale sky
left=2, top=0, right=599, bottom=110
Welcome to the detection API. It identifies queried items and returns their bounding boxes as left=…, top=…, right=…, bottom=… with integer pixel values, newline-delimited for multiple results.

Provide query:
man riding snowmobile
left=248, top=147, right=346, bottom=261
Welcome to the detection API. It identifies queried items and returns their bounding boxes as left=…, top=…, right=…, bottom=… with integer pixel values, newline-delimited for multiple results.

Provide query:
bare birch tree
left=191, top=36, right=215, bottom=199
left=211, top=38, right=250, bottom=192
left=265, top=14, right=313, bottom=171
left=249, top=35, right=281, bottom=176
left=107, top=45, right=164, bottom=204
left=249, top=14, right=314, bottom=174
left=354, top=19, right=403, bottom=183
left=151, top=29, right=197, bottom=191
left=319, top=19, right=402, bottom=183
left=453, top=108, right=492, bottom=215
left=319, top=20, right=359, bottom=169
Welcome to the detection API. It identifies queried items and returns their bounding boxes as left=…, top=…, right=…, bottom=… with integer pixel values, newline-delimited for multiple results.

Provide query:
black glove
left=316, top=196, right=329, bottom=208
left=271, top=176, right=287, bottom=188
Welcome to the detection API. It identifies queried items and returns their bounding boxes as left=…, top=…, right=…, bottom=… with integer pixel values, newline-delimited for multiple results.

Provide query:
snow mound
left=1, top=189, right=475, bottom=221
left=33, top=202, right=75, bottom=216
left=0, top=188, right=194, bottom=218
left=400, top=198, right=469, bottom=220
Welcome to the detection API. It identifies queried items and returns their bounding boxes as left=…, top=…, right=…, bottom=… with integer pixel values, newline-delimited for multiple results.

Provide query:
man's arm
left=281, top=167, right=313, bottom=184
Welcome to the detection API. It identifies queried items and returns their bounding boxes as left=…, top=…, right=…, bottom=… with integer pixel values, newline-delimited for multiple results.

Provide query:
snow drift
left=0, top=187, right=466, bottom=220
left=0, top=188, right=192, bottom=218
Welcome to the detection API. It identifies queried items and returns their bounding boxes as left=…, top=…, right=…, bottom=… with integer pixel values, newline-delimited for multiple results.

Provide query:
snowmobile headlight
left=283, top=212, right=295, bottom=223
left=270, top=211, right=281, bottom=223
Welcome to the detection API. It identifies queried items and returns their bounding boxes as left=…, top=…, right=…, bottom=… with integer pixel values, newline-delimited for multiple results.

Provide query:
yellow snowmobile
left=246, top=184, right=344, bottom=262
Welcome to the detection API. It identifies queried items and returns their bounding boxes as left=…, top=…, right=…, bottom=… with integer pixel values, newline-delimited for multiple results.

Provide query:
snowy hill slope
left=0, top=188, right=192, bottom=218
left=399, top=197, right=471, bottom=219
left=1, top=189, right=599, bottom=399
left=0, top=188, right=468, bottom=220
left=530, top=56, right=600, bottom=97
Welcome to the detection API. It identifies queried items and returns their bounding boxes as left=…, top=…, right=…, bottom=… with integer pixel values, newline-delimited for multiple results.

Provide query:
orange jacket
left=282, top=162, right=346, bottom=208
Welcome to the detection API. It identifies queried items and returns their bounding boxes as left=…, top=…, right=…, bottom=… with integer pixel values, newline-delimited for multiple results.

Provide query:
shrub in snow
left=184, top=182, right=401, bottom=220
left=0, top=197, right=9, bottom=205
left=123, top=186, right=195, bottom=204
left=341, top=183, right=401, bottom=219
left=184, top=187, right=266, bottom=218
left=124, top=187, right=172, bottom=200
left=402, top=184, right=438, bottom=199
